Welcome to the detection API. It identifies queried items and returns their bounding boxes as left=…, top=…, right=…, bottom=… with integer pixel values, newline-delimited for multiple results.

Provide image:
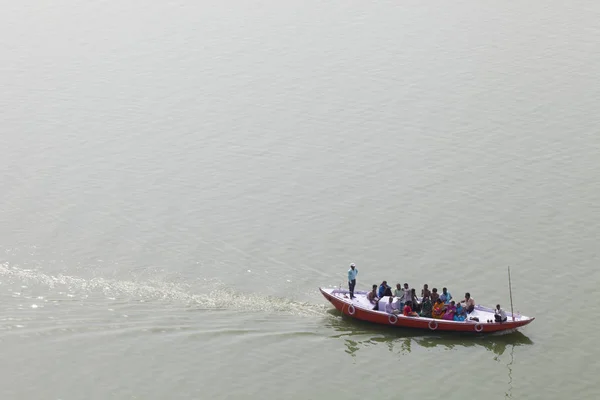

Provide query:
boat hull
left=320, top=287, right=534, bottom=334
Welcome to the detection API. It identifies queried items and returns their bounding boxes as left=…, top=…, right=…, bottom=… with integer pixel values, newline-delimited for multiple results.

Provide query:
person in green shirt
left=420, top=297, right=433, bottom=318
left=393, top=283, right=403, bottom=298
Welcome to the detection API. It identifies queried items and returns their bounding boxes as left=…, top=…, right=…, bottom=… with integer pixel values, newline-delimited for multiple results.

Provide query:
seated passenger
left=440, top=287, right=452, bottom=304
left=442, top=301, right=457, bottom=320
left=461, top=292, right=475, bottom=313
left=419, top=297, right=432, bottom=318
left=421, top=284, right=431, bottom=301
left=367, top=284, right=379, bottom=310
left=385, top=296, right=400, bottom=315
left=403, top=301, right=419, bottom=317
left=494, top=304, right=507, bottom=322
left=378, top=281, right=392, bottom=298
left=454, top=302, right=467, bottom=321
left=430, top=288, right=440, bottom=303
left=431, top=298, right=446, bottom=319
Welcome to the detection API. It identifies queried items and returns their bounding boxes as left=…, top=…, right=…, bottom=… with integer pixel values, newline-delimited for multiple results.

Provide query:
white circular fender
left=474, top=323, right=484, bottom=332
left=348, top=304, right=356, bottom=315
left=428, top=320, right=438, bottom=331
left=388, top=314, right=398, bottom=325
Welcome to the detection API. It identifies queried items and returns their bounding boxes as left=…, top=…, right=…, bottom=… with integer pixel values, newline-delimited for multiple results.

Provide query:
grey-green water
left=1, top=1, right=599, bottom=399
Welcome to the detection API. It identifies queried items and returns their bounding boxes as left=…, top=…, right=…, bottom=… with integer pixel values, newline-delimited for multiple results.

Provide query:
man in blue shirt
left=378, top=281, right=392, bottom=298
left=347, top=263, right=358, bottom=299
left=440, top=287, right=452, bottom=304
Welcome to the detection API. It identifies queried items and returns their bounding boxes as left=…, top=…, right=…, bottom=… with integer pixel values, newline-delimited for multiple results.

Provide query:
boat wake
left=0, top=263, right=328, bottom=317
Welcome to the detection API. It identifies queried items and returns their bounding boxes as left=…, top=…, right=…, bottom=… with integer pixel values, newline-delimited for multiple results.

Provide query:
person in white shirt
left=385, top=296, right=400, bottom=315
left=461, top=292, right=475, bottom=313
left=494, top=304, right=507, bottom=322
left=347, top=263, right=358, bottom=299
left=402, top=283, right=412, bottom=304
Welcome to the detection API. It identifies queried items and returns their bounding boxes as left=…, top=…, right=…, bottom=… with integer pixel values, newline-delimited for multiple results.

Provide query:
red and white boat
left=320, top=287, right=535, bottom=334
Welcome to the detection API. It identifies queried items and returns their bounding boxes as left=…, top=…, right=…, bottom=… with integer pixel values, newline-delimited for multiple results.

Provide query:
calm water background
left=1, top=1, right=599, bottom=399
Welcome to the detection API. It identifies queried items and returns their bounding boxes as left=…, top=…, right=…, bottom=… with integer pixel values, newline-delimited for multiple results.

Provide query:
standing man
left=440, top=287, right=453, bottom=304
left=348, top=263, right=358, bottom=299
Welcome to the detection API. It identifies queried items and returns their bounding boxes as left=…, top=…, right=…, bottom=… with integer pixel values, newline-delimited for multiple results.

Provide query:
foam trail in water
left=0, top=263, right=328, bottom=317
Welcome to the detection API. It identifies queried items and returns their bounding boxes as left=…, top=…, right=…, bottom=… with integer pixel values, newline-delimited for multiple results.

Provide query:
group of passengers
left=366, top=281, right=507, bottom=323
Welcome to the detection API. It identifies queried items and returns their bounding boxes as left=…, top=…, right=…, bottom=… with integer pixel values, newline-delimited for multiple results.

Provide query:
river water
left=1, top=1, right=599, bottom=399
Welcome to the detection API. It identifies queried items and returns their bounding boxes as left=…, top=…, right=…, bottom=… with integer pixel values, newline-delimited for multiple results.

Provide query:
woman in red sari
left=402, top=301, right=419, bottom=317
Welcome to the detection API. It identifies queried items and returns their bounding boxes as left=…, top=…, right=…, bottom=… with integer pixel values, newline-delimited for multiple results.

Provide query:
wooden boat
left=320, top=287, right=534, bottom=333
